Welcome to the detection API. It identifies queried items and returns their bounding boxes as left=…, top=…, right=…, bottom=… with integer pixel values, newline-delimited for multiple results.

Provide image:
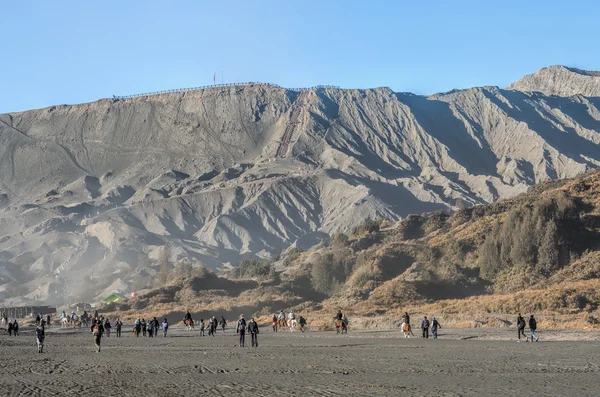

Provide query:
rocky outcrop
left=508, top=65, right=600, bottom=96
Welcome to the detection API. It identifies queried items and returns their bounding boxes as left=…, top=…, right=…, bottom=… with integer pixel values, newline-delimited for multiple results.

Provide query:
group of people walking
left=401, top=312, right=441, bottom=339
left=133, top=317, right=167, bottom=337
left=517, top=313, right=539, bottom=342
left=401, top=312, right=540, bottom=341
left=236, top=314, right=259, bottom=347
left=188, top=313, right=227, bottom=337
left=5, top=319, right=19, bottom=336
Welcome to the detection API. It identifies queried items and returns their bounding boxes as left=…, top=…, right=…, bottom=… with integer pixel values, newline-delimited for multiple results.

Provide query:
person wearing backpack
left=92, top=320, right=105, bottom=352
left=528, top=315, right=539, bottom=342
left=147, top=319, right=154, bottom=337
left=247, top=317, right=259, bottom=347
left=162, top=319, right=169, bottom=337
left=421, top=316, right=430, bottom=339
left=516, top=313, right=526, bottom=340
left=237, top=314, right=247, bottom=347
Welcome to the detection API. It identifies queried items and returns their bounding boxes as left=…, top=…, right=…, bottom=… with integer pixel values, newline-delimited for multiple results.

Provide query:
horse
left=401, top=322, right=410, bottom=338
left=185, top=318, right=195, bottom=331
left=61, top=317, right=71, bottom=328
left=278, top=318, right=287, bottom=329
left=335, top=319, right=347, bottom=334
left=287, top=319, right=297, bottom=332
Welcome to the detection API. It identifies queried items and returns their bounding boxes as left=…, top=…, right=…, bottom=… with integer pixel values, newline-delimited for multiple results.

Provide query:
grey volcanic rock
left=508, top=65, right=600, bottom=96
left=1, top=67, right=600, bottom=303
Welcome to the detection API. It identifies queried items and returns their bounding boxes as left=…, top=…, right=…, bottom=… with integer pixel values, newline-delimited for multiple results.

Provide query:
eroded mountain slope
left=1, top=66, right=600, bottom=304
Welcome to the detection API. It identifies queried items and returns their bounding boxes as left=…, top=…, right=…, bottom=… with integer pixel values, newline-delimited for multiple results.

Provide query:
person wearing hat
left=236, top=314, right=247, bottom=347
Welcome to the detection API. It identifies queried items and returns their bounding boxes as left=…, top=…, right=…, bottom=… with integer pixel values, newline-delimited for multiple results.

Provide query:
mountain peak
left=508, top=65, right=600, bottom=96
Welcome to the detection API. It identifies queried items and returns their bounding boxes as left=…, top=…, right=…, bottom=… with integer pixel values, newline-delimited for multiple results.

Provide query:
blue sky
left=2, top=0, right=599, bottom=113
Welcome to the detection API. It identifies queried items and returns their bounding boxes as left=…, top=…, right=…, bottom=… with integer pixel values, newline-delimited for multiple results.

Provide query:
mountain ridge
left=1, top=65, right=600, bottom=305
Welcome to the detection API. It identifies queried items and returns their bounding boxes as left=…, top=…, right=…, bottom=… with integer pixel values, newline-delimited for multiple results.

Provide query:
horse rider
left=184, top=311, right=192, bottom=323
left=336, top=310, right=343, bottom=322
left=278, top=310, right=285, bottom=323
left=61, top=311, right=66, bottom=320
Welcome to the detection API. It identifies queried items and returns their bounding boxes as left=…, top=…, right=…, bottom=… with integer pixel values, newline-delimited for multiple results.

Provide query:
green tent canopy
left=102, top=293, right=127, bottom=304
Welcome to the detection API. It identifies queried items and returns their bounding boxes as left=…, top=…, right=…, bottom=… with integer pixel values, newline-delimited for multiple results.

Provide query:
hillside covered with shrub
left=116, top=170, right=600, bottom=327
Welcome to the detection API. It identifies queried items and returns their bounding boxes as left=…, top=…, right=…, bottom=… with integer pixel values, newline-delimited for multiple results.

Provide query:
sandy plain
left=1, top=326, right=599, bottom=396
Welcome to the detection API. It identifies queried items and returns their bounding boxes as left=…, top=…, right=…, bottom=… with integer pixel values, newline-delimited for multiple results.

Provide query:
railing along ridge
left=113, top=83, right=341, bottom=100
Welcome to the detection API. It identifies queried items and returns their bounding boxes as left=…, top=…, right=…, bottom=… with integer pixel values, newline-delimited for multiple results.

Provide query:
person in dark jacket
left=247, top=317, right=259, bottom=347
left=517, top=313, right=526, bottom=340
left=237, top=314, right=247, bottom=347
left=141, top=318, right=147, bottom=337
left=431, top=317, right=441, bottom=339
left=220, top=316, right=227, bottom=332
left=115, top=318, right=123, bottom=337
left=7, top=321, right=13, bottom=336
left=272, top=314, right=278, bottom=333
left=528, top=315, right=538, bottom=342
left=36, top=322, right=45, bottom=353
left=104, top=318, right=112, bottom=337
left=336, top=310, right=343, bottom=321
left=153, top=318, right=160, bottom=337
left=421, top=316, right=430, bottom=339
left=12, top=320, right=19, bottom=336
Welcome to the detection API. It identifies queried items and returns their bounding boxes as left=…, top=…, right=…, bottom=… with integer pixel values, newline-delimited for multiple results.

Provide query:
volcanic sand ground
left=1, top=326, right=599, bottom=396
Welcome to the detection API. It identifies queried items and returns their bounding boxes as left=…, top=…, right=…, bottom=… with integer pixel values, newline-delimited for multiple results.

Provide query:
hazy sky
left=2, top=0, right=599, bottom=113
